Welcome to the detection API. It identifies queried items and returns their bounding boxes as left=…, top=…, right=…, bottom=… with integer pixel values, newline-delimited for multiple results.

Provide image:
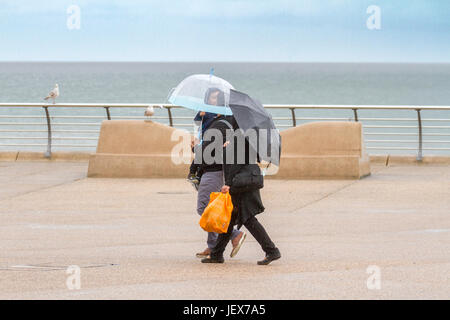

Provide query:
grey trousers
left=197, top=170, right=241, bottom=249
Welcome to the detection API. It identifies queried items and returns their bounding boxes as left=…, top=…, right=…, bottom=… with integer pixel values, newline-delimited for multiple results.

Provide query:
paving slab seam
left=287, top=165, right=394, bottom=214
left=0, top=239, right=213, bottom=253
left=0, top=177, right=86, bottom=202
left=287, top=180, right=359, bottom=214
left=3, top=260, right=446, bottom=297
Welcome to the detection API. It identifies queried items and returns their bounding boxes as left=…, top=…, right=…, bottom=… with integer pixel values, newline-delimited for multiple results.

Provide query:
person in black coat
left=193, top=91, right=245, bottom=258
left=201, top=116, right=281, bottom=265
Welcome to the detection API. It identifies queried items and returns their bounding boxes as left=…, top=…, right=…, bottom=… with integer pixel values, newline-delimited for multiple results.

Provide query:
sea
left=0, top=62, right=449, bottom=155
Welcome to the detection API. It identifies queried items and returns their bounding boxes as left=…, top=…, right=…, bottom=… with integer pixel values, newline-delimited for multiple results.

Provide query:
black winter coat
left=222, top=117, right=265, bottom=228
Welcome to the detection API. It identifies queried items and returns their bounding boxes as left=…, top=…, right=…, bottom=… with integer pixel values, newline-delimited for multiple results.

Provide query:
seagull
left=44, top=84, right=59, bottom=104
left=144, top=106, right=155, bottom=117
left=144, top=105, right=163, bottom=117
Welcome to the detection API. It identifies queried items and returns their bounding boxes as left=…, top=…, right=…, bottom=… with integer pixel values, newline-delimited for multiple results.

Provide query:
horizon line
left=1, top=61, right=450, bottom=64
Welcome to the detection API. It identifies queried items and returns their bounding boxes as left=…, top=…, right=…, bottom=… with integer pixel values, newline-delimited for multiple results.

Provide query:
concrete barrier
left=3, top=121, right=450, bottom=179
left=0, top=152, right=18, bottom=161
left=87, top=120, right=370, bottom=179
left=87, top=120, right=192, bottom=178
left=275, top=121, right=371, bottom=179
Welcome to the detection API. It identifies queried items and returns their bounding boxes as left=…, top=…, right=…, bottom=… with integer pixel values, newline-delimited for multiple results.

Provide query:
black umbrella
left=228, top=89, right=281, bottom=167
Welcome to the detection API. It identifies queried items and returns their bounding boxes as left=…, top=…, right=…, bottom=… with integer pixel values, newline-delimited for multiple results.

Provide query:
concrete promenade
left=0, top=160, right=449, bottom=299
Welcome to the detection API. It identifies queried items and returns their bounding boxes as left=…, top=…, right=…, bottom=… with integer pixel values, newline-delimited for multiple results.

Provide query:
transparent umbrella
left=168, top=74, right=234, bottom=115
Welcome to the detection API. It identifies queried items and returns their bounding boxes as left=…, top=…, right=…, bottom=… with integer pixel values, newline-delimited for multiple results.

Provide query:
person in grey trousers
left=194, top=88, right=246, bottom=258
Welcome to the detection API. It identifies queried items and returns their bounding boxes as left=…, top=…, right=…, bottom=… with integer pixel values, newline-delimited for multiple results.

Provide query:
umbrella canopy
left=229, top=89, right=281, bottom=167
left=168, top=74, right=234, bottom=115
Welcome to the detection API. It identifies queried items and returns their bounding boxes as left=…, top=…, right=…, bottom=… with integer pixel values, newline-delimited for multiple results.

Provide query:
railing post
left=290, top=108, right=296, bottom=127
left=43, top=106, right=52, bottom=158
left=416, top=109, right=423, bottom=161
left=104, top=106, right=111, bottom=120
left=353, top=108, right=358, bottom=121
left=167, top=107, right=174, bottom=127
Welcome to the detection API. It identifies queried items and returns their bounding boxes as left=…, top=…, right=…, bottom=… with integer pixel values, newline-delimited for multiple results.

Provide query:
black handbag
left=231, top=164, right=264, bottom=193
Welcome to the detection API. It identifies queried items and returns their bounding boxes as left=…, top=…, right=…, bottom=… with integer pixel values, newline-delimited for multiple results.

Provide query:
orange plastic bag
left=199, top=192, right=233, bottom=233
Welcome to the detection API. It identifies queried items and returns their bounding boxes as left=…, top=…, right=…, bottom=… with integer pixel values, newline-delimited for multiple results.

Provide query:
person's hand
left=221, top=185, right=230, bottom=193
left=223, top=140, right=230, bottom=147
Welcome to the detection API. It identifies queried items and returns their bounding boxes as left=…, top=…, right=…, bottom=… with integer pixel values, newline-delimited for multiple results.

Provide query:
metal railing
left=1, top=103, right=449, bottom=160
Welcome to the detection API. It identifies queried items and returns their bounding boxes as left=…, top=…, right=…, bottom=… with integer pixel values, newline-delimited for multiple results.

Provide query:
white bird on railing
left=144, top=105, right=163, bottom=118
left=145, top=106, right=155, bottom=117
left=44, top=84, right=59, bottom=104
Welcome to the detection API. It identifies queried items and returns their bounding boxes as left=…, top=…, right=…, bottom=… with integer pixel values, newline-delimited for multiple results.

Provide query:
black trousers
left=211, top=210, right=279, bottom=259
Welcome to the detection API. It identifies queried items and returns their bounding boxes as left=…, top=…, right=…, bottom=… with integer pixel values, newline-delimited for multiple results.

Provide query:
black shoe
left=201, top=256, right=224, bottom=264
left=257, top=252, right=281, bottom=265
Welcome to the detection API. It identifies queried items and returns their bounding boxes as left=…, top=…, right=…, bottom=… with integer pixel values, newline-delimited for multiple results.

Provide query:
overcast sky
left=0, top=0, right=449, bottom=62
